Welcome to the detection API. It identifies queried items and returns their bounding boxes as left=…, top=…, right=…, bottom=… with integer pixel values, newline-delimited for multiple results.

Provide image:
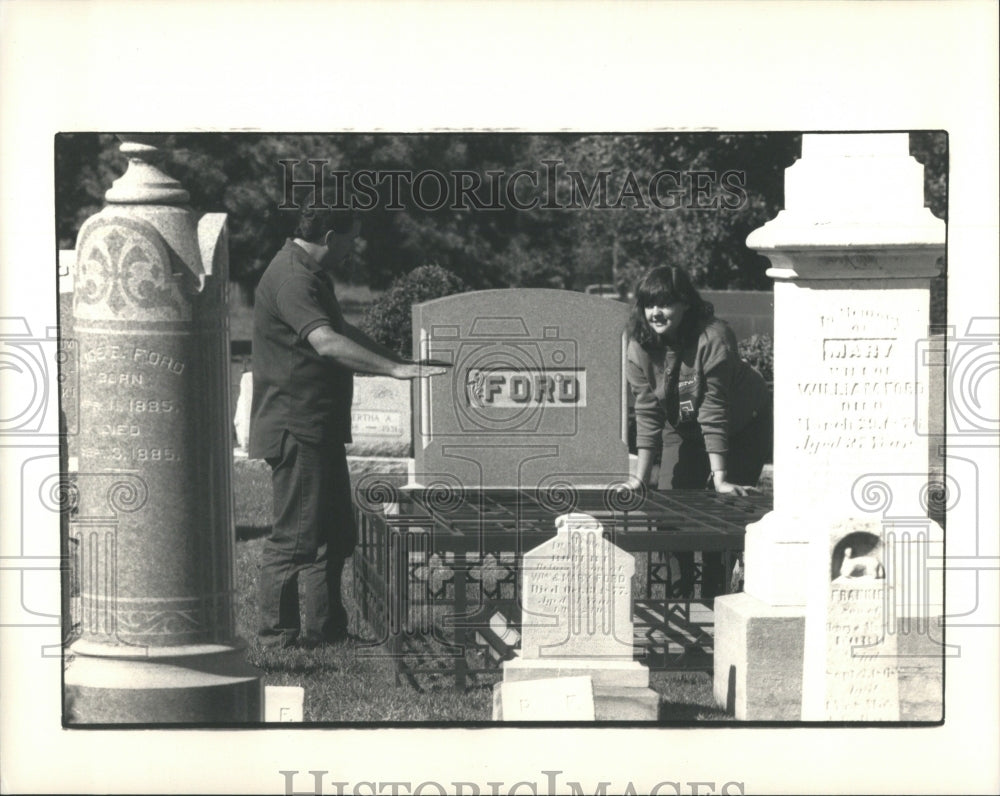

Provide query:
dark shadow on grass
left=405, top=675, right=500, bottom=695
left=247, top=643, right=346, bottom=675
left=256, top=660, right=332, bottom=675
left=658, top=700, right=728, bottom=722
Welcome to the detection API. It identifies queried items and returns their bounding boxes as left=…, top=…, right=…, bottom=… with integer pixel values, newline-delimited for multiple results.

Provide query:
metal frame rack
left=352, top=486, right=771, bottom=690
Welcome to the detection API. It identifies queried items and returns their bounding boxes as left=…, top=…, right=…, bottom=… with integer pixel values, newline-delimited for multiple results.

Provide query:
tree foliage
left=55, top=132, right=946, bottom=305
left=360, top=265, right=469, bottom=358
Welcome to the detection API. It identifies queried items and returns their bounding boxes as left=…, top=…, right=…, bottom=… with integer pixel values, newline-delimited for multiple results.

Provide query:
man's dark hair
left=294, top=207, right=356, bottom=243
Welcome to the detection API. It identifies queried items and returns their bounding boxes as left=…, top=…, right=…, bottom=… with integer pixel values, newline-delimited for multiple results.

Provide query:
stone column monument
left=64, top=136, right=262, bottom=723
left=713, top=134, right=945, bottom=720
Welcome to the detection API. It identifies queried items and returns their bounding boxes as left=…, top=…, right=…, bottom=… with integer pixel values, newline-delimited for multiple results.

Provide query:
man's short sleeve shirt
left=249, top=240, right=353, bottom=458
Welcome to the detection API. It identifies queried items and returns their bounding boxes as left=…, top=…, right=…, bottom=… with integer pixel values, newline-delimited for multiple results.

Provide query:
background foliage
left=737, top=334, right=775, bottom=384
left=360, top=265, right=469, bottom=358
left=55, top=132, right=947, bottom=309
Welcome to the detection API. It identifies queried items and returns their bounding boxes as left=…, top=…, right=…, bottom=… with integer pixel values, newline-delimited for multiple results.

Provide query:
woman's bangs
left=637, top=285, right=676, bottom=308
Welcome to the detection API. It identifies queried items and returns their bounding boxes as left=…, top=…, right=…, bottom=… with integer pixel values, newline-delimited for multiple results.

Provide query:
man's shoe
left=299, top=627, right=349, bottom=649
left=259, top=631, right=298, bottom=650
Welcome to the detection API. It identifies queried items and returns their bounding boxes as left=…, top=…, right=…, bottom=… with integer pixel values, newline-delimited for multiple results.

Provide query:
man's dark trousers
left=258, top=431, right=356, bottom=647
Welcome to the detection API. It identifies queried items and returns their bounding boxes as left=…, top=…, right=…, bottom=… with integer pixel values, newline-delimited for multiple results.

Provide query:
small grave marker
left=494, top=676, right=595, bottom=721
left=802, top=522, right=900, bottom=720
left=494, top=513, right=658, bottom=721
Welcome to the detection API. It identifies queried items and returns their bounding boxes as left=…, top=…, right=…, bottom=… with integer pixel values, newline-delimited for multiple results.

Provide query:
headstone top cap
left=555, top=512, right=603, bottom=533
left=801, top=133, right=909, bottom=158
left=105, top=134, right=191, bottom=205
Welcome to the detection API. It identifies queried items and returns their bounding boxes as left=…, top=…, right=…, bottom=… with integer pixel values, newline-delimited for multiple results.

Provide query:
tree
left=56, top=132, right=946, bottom=312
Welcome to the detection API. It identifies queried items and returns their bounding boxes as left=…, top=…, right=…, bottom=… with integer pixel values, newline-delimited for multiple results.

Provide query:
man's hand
left=391, top=360, right=451, bottom=380
left=307, top=325, right=452, bottom=379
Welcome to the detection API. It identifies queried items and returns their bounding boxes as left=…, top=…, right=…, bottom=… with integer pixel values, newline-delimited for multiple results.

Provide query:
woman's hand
left=624, top=473, right=647, bottom=492
left=633, top=448, right=657, bottom=490
left=713, top=480, right=760, bottom=497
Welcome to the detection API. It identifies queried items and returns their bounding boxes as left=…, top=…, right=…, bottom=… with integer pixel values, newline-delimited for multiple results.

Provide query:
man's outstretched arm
left=341, top=322, right=408, bottom=365
left=306, top=324, right=449, bottom=379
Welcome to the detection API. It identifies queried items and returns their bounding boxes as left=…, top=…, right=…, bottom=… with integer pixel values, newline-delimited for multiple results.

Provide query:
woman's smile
left=644, top=302, right=687, bottom=337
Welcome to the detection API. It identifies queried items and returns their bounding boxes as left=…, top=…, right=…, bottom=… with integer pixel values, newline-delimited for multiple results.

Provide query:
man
left=250, top=207, right=448, bottom=649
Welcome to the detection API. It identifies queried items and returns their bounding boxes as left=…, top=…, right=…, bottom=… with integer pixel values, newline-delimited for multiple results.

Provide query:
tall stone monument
left=64, top=136, right=263, bottom=723
left=713, top=134, right=945, bottom=720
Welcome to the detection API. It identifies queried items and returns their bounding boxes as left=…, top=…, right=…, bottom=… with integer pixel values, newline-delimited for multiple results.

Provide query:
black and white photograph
left=2, top=2, right=998, bottom=794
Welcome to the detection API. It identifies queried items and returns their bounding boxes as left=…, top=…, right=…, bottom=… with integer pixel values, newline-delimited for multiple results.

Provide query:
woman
left=626, top=266, right=772, bottom=598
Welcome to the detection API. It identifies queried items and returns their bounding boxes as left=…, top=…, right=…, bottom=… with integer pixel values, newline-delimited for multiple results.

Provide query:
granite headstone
left=347, top=375, right=412, bottom=458
left=412, top=290, right=629, bottom=489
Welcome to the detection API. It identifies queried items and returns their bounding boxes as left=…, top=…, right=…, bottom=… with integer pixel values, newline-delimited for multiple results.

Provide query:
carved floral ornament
left=74, top=217, right=188, bottom=321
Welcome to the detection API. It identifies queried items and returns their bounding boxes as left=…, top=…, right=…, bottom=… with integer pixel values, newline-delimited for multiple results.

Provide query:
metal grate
left=353, top=486, right=771, bottom=690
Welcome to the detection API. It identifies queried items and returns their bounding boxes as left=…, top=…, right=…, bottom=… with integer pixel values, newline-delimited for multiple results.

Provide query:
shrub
left=738, top=333, right=773, bottom=384
left=360, top=265, right=469, bottom=358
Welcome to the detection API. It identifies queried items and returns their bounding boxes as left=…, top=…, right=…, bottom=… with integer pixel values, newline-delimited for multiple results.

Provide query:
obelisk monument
left=64, top=136, right=262, bottom=723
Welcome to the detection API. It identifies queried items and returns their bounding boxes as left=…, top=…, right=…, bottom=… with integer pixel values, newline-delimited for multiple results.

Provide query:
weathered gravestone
left=494, top=675, right=596, bottom=721
left=347, top=375, right=412, bottom=458
left=801, top=522, right=899, bottom=720
left=411, top=290, right=630, bottom=489
left=63, top=136, right=262, bottom=723
left=713, top=133, right=945, bottom=721
left=493, top=513, right=659, bottom=721
left=233, top=370, right=253, bottom=453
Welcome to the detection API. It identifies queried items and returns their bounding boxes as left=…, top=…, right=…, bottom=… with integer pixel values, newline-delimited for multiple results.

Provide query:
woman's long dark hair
left=627, top=266, right=714, bottom=349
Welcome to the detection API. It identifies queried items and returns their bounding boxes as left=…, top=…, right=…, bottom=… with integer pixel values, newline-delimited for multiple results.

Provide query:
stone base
left=492, top=679, right=659, bottom=721
left=713, top=592, right=805, bottom=720
left=713, top=593, right=943, bottom=721
left=64, top=640, right=263, bottom=724
left=502, top=657, right=650, bottom=688
left=743, top=511, right=811, bottom=606
left=896, top=618, right=945, bottom=721
left=592, top=685, right=660, bottom=721
left=347, top=456, right=411, bottom=480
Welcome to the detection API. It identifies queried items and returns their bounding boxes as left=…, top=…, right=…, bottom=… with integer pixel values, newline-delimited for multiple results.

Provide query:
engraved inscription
left=794, top=311, right=923, bottom=455
left=351, top=410, right=404, bottom=437
left=823, top=582, right=899, bottom=719
left=78, top=334, right=190, bottom=467
left=466, top=368, right=587, bottom=408
left=520, top=517, right=635, bottom=660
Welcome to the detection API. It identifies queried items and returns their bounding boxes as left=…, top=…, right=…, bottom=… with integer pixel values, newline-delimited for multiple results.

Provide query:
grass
left=227, top=281, right=737, bottom=722
left=233, top=458, right=730, bottom=724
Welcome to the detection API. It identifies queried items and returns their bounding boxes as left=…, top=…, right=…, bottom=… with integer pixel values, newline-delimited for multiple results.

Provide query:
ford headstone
left=411, top=289, right=630, bottom=489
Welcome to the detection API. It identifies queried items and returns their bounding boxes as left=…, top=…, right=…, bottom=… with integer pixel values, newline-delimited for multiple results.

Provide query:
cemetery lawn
left=234, top=459, right=729, bottom=723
